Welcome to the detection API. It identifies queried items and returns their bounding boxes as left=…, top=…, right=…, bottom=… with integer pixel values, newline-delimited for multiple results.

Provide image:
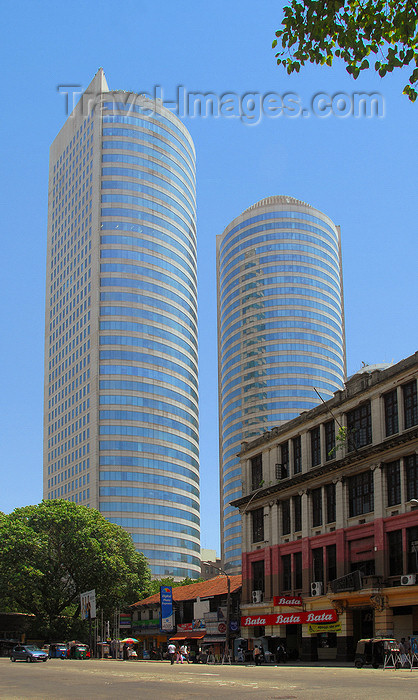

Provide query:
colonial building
left=231, top=352, right=418, bottom=661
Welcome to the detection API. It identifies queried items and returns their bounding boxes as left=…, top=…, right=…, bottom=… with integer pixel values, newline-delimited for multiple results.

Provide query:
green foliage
left=273, top=1, right=418, bottom=101
left=0, top=500, right=151, bottom=633
left=139, top=575, right=204, bottom=599
left=328, top=425, right=349, bottom=457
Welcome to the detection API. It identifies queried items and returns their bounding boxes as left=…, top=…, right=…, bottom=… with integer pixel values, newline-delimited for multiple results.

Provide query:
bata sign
left=273, top=595, right=302, bottom=606
left=241, top=610, right=338, bottom=626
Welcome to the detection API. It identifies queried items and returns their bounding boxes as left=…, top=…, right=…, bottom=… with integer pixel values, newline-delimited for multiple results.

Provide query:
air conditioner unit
left=252, top=590, right=263, bottom=603
left=401, top=574, right=416, bottom=586
left=310, top=581, right=323, bottom=596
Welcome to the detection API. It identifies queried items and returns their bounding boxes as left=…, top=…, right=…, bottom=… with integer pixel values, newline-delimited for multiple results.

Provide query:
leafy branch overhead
left=272, top=0, right=418, bottom=101
left=0, top=500, right=151, bottom=627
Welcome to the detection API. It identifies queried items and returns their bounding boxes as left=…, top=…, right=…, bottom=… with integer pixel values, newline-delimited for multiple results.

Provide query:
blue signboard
left=160, top=586, right=174, bottom=632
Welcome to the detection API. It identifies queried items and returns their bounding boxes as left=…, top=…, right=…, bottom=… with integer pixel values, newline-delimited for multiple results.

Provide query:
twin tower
left=43, top=70, right=346, bottom=579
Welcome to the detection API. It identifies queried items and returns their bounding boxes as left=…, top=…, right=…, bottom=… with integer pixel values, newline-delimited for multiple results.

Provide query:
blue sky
left=1, top=1, right=417, bottom=553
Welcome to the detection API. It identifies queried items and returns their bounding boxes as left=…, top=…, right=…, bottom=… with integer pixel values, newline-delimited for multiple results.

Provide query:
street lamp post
left=203, top=562, right=231, bottom=663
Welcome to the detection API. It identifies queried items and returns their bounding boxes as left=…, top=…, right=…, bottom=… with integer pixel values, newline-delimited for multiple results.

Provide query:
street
left=1, top=658, right=417, bottom=700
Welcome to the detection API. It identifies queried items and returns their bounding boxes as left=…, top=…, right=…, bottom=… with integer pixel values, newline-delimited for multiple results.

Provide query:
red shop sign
left=273, top=595, right=303, bottom=606
left=241, top=609, right=338, bottom=626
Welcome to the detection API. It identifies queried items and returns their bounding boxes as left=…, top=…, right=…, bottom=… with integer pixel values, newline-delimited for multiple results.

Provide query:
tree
left=0, top=500, right=151, bottom=636
left=273, top=1, right=418, bottom=101
left=139, top=575, right=204, bottom=599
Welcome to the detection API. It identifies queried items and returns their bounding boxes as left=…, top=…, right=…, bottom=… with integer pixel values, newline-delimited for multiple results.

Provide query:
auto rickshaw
left=70, top=643, right=88, bottom=659
left=354, top=638, right=398, bottom=668
left=48, top=643, right=68, bottom=659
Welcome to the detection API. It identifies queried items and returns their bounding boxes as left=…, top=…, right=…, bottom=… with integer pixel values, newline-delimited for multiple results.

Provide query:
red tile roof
left=131, top=575, right=242, bottom=608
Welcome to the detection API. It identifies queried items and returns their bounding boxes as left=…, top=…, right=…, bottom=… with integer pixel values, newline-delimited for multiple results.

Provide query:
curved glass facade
left=44, top=71, right=199, bottom=581
left=98, top=92, right=199, bottom=579
left=217, top=196, right=345, bottom=573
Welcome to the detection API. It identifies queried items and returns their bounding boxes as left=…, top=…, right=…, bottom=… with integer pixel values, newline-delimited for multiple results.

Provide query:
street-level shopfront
left=240, top=586, right=418, bottom=661
left=240, top=596, right=341, bottom=661
left=131, top=617, right=168, bottom=658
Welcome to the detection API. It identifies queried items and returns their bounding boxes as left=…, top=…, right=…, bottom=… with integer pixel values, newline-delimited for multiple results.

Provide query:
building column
left=321, top=485, right=326, bottom=529
left=374, top=605, right=394, bottom=638
left=301, top=432, right=309, bottom=473
left=269, top=501, right=279, bottom=546
left=300, top=489, right=309, bottom=539
left=288, top=439, right=294, bottom=477
left=397, top=385, right=404, bottom=432
left=336, top=608, right=354, bottom=661
left=335, top=476, right=345, bottom=530
left=300, top=624, right=318, bottom=661
left=372, top=463, right=384, bottom=520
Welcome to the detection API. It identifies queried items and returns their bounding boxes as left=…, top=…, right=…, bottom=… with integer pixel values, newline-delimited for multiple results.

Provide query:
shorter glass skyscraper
left=43, top=69, right=200, bottom=579
left=217, top=196, right=346, bottom=572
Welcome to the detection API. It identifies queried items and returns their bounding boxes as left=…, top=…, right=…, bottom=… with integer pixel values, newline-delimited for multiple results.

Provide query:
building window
left=325, top=420, right=335, bottom=461
left=279, top=442, right=289, bottom=479
left=282, top=553, right=291, bottom=591
left=405, top=454, right=418, bottom=501
left=348, top=471, right=374, bottom=517
left=293, top=494, right=302, bottom=532
left=407, top=526, right=418, bottom=573
left=282, top=499, right=291, bottom=535
left=326, top=544, right=337, bottom=583
left=252, top=507, right=264, bottom=543
left=251, top=454, right=263, bottom=492
left=326, top=483, right=336, bottom=523
left=352, top=559, right=375, bottom=576
left=252, top=559, right=265, bottom=593
left=346, top=402, right=372, bottom=450
left=403, top=380, right=418, bottom=429
left=384, top=389, right=398, bottom=436
left=293, top=436, right=302, bottom=474
left=386, top=460, right=401, bottom=506
left=294, top=551, right=302, bottom=589
left=387, top=530, right=403, bottom=575
left=312, top=547, right=324, bottom=584
left=311, top=487, right=322, bottom=527
left=310, top=426, right=321, bottom=467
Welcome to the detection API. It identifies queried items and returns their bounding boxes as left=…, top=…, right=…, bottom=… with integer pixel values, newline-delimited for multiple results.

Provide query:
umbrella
left=121, top=637, right=138, bottom=644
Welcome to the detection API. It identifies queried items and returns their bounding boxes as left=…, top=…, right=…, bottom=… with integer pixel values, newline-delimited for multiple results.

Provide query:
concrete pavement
left=1, top=657, right=416, bottom=699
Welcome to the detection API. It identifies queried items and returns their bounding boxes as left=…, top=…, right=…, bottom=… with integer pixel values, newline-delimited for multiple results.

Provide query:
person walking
left=276, top=642, right=287, bottom=664
left=254, top=645, right=261, bottom=666
left=167, top=642, right=176, bottom=665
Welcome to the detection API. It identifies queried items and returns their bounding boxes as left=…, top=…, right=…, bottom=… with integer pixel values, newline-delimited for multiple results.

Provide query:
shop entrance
left=353, top=607, right=374, bottom=644
left=285, top=623, right=302, bottom=660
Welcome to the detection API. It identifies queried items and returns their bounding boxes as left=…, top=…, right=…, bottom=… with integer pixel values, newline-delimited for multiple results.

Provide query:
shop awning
left=201, top=636, right=226, bottom=643
left=169, top=632, right=206, bottom=641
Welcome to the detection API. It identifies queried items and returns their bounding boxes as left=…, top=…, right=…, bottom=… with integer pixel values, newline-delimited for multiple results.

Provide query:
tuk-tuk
left=70, top=643, right=88, bottom=659
left=354, top=638, right=397, bottom=668
left=48, top=643, right=68, bottom=659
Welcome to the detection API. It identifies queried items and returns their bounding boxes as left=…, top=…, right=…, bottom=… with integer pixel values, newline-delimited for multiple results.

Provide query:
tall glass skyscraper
left=217, top=196, right=346, bottom=573
left=43, top=69, right=200, bottom=579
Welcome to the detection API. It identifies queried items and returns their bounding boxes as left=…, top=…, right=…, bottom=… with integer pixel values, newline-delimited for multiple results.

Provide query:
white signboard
left=80, top=589, right=96, bottom=620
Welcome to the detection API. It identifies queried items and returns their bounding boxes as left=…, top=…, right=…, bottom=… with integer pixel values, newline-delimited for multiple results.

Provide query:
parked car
left=10, top=645, right=48, bottom=662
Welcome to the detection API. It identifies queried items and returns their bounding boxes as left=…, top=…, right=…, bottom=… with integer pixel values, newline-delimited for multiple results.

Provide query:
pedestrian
left=180, top=644, right=190, bottom=663
left=254, top=645, right=261, bottom=666
left=167, top=642, right=176, bottom=665
left=276, top=642, right=287, bottom=664
left=237, top=646, right=244, bottom=663
left=399, top=638, right=408, bottom=667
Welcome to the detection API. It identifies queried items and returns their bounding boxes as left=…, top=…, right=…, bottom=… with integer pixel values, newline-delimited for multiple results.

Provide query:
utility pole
left=203, top=562, right=231, bottom=663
